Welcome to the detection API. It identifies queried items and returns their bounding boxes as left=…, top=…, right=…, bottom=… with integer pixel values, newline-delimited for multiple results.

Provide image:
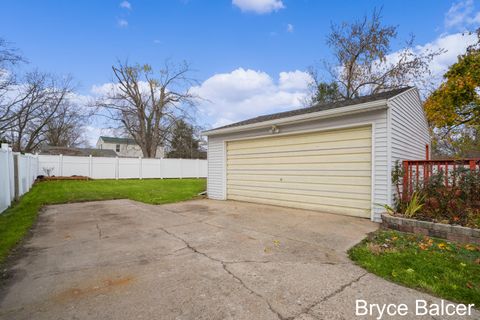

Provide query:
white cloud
left=278, top=70, right=311, bottom=90
left=367, top=31, right=477, bottom=97
left=414, top=32, right=477, bottom=79
left=119, top=1, right=132, bottom=10
left=191, top=68, right=313, bottom=128
left=117, top=19, right=128, bottom=28
left=287, top=23, right=294, bottom=33
left=445, top=0, right=480, bottom=30
left=232, top=0, right=285, bottom=14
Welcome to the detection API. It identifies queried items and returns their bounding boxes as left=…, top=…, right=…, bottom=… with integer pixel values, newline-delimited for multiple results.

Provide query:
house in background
left=39, top=145, right=118, bottom=157
left=96, top=136, right=164, bottom=158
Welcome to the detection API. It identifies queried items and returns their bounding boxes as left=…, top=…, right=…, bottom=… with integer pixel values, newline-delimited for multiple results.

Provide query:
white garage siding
left=207, top=108, right=389, bottom=221
left=206, top=88, right=430, bottom=222
left=387, top=88, right=431, bottom=204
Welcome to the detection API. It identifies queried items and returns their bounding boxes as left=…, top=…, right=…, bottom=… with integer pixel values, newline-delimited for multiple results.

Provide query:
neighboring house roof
left=39, top=145, right=118, bottom=157
left=99, top=136, right=137, bottom=144
left=203, top=87, right=413, bottom=136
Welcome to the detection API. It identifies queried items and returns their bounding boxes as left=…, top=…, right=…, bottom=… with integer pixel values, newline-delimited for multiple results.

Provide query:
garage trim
left=222, top=122, right=376, bottom=220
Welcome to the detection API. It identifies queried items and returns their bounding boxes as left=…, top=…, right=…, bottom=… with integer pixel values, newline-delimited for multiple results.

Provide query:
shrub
left=389, top=161, right=480, bottom=228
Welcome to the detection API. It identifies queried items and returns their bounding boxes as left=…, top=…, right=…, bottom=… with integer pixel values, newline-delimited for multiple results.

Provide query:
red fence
left=402, top=159, right=480, bottom=199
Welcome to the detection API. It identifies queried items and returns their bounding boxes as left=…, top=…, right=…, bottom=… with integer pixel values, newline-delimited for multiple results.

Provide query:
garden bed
left=37, top=175, right=91, bottom=181
left=382, top=214, right=480, bottom=244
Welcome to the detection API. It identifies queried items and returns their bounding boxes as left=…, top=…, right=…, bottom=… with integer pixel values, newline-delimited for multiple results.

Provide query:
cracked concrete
left=0, top=199, right=478, bottom=320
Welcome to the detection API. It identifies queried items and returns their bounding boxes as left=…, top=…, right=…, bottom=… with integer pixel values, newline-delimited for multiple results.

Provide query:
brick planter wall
left=381, top=214, right=480, bottom=244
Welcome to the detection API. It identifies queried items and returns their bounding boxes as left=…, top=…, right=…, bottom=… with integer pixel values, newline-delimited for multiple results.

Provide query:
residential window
left=116, top=144, right=120, bottom=152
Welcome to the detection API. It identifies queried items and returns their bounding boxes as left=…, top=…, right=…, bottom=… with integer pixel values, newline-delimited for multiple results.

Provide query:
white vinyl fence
left=0, top=145, right=39, bottom=213
left=37, top=155, right=208, bottom=180
left=0, top=147, right=207, bottom=214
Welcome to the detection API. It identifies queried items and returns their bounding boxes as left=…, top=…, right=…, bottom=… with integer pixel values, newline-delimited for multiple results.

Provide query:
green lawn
left=349, top=230, right=480, bottom=306
left=0, top=178, right=206, bottom=263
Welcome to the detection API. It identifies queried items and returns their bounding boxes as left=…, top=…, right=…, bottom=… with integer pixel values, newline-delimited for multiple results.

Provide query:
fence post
left=180, top=158, right=183, bottom=179
left=196, top=158, right=200, bottom=179
left=35, top=153, right=39, bottom=178
left=13, top=154, right=19, bottom=201
left=8, top=148, right=14, bottom=201
left=88, top=155, right=93, bottom=178
left=139, top=156, right=142, bottom=180
left=27, top=156, right=31, bottom=188
left=59, top=154, right=63, bottom=176
left=159, top=158, right=163, bottom=179
left=402, top=160, right=409, bottom=200
left=115, top=156, right=119, bottom=180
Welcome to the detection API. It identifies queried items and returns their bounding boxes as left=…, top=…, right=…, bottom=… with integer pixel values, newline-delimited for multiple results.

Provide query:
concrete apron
left=0, top=199, right=478, bottom=320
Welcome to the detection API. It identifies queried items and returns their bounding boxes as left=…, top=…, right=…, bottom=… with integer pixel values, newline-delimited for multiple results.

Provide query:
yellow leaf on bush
left=465, top=244, right=476, bottom=251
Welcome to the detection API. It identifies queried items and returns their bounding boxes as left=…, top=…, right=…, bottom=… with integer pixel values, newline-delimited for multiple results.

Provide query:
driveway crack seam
left=96, top=223, right=102, bottom=239
left=158, top=226, right=284, bottom=320
left=290, top=272, right=368, bottom=319
left=222, top=262, right=286, bottom=320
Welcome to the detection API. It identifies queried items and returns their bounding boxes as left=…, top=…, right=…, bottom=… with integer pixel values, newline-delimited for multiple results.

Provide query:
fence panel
left=0, top=146, right=38, bottom=214
left=63, top=156, right=89, bottom=177
left=118, top=157, right=141, bottom=179
left=161, top=159, right=183, bottom=178
left=142, top=158, right=161, bottom=179
left=37, top=155, right=62, bottom=177
left=91, top=157, right=116, bottom=179
left=0, top=148, right=12, bottom=213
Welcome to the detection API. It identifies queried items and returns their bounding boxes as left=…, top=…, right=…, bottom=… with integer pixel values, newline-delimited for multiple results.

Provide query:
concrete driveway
left=0, top=199, right=478, bottom=320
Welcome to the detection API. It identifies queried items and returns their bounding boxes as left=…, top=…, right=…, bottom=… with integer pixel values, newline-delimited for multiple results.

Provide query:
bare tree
left=312, top=8, right=443, bottom=101
left=96, top=61, right=197, bottom=158
left=6, top=72, right=76, bottom=152
left=0, top=38, right=25, bottom=136
left=0, top=37, right=84, bottom=151
left=43, top=101, right=87, bottom=147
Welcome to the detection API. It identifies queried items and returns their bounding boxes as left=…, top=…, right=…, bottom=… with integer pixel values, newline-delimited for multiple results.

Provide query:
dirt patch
left=54, top=276, right=135, bottom=303
left=37, top=176, right=91, bottom=181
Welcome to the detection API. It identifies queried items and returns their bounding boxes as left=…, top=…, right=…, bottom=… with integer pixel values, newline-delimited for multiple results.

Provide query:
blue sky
left=1, top=0, right=479, bottom=144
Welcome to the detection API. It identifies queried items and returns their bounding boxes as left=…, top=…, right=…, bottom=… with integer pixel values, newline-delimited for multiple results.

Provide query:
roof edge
left=386, top=86, right=418, bottom=102
left=202, top=99, right=388, bottom=136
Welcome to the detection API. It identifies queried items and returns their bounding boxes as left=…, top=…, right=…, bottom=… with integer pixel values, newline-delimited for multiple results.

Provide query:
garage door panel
left=228, top=185, right=370, bottom=200
left=228, top=195, right=370, bottom=218
left=227, top=180, right=371, bottom=194
left=227, top=127, right=371, bottom=151
left=228, top=162, right=371, bottom=171
left=227, top=146, right=372, bottom=159
left=228, top=136, right=372, bottom=154
left=228, top=188, right=371, bottom=209
left=227, top=174, right=372, bottom=185
left=227, top=152, right=371, bottom=165
left=226, top=126, right=372, bottom=218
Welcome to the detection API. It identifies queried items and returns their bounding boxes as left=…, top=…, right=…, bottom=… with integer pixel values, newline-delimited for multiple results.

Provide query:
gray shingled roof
left=100, top=136, right=137, bottom=144
left=212, top=87, right=412, bottom=131
left=39, top=146, right=118, bottom=157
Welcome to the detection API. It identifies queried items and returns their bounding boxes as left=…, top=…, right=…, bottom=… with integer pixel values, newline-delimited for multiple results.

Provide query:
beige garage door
left=226, top=125, right=372, bottom=218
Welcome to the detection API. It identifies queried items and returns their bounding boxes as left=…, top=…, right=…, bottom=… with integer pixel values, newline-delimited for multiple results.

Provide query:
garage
left=203, top=87, right=431, bottom=221
left=226, top=126, right=372, bottom=217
